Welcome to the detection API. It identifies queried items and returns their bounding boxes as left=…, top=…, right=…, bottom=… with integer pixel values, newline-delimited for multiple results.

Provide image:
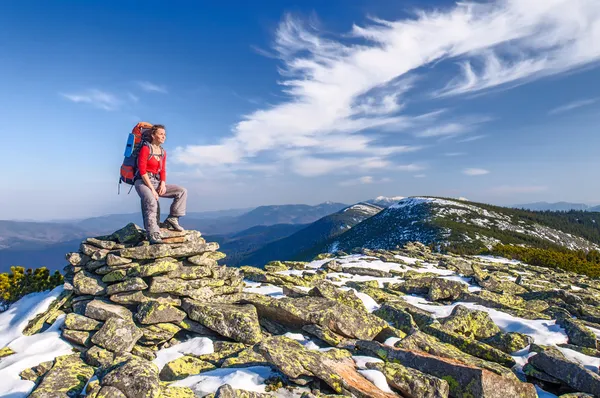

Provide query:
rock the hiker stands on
left=14, top=224, right=599, bottom=397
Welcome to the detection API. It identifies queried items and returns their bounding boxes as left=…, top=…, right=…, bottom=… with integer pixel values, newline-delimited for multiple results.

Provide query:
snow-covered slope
left=327, top=196, right=600, bottom=253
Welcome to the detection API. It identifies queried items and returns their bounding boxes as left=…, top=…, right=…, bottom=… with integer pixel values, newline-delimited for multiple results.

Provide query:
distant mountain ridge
left=513, top=201, right=600, bottom=212
left=320, top=197, right=600, bottom=256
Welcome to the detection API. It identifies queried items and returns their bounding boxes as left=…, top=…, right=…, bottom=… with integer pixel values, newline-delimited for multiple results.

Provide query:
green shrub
left=0, top=266, right=63, bottom=311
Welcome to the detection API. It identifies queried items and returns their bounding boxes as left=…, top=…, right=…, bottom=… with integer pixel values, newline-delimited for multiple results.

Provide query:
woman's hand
left=158, top=181, right=167, bottom=196
left=152, top=189, right=159, bottom=201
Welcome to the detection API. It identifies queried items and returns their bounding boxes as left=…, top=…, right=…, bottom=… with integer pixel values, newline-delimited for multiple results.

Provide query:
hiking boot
left=149, top=232, right=163, bottom=244
left=165, top=216, right=185, bottom=232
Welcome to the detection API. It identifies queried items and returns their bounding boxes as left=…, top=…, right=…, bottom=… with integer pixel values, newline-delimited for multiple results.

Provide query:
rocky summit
left=4, top=224, right=600, bottom=397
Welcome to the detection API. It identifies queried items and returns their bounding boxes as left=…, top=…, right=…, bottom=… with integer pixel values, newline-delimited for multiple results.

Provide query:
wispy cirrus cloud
left=136, top=81, right=168, bottom=94
left=463, top=168, right=490, bottom=176
left=548, top=98, right=598, bottom=115
left=60, top=89, right=121, bottom=111
left=174, top=0, right=600, bottom=178
left=338, top=175, right=391, bottom=186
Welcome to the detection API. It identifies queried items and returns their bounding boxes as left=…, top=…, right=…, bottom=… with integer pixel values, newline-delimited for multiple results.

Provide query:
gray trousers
left=135, top=175, right=187, bottom=235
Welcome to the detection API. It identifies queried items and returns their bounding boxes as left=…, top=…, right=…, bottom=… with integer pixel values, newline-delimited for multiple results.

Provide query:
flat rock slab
left=29, top=354, right=94, bottom=398
left=357, top=341, right=537, bottom=398
left=367, top=361, right=449, bottom=398
left=73, top=271, right=107, bottom=296
left=182, top=300, right=263, bottom=344
left=136, top=301, right=187, bottom=324
left=106, top=277, right=148, bottom=295
left=243, top=294, right=387, bottom=340
left=91, top=317, right=143, bottom=352
left=64, top=313, right=102, bottom=331
left=116, top=241, right=218, bottom=260
left=84, top=299, right=133, bottom=321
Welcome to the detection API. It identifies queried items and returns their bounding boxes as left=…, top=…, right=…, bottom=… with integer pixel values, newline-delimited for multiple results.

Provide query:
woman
left=135, top=124, right=187, bottom=244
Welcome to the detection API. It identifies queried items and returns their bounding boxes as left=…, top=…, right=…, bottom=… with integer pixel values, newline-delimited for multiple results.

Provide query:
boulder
left=159, top=355, right=215, bottom=381
left=85, top=345, right=115, bottom=368
left=91, top=317, right=143, bottom=352
left=64, top=313, right=102, bottom=331
left=427, top=278, right=468, bottom=301
left=481, top=332, right=533, bottom=354
left=106, top=277, right=148, bottom=295
left=342, top=266, right=393, bottom=278
left=19, top=360, right=53, bottom=385
left=308, top=280, right=367, bottom=312
left=96, top=386, right=127, bottom=398
left=438, top=305, right=500, bottom=339
left=106, top=253, right=133, bottom=266
left=243, top=295, right=387, bottom=340
left=84, top=299, right=133, bottom=321
left=182, top=300, right=263, bottom=344
left=29, top=354, right=94, bottom=398
left=135, top=301, right=187, bottom=324
left=366, top=361, right=449, bottom=398
left=139, top=323, right=181, bottom=346
left=127, top=258, right=180, bottom=277
left=556, top=317, right=599, bottom=349
left=357, top=341, right=537, bottom=398
left=214, top=384, right=273, bottom=398
left=101, top=356, right=161, bottom=398
left=73, top=271, right=107, bottom=295
left=108, top=223, right=146, bottom=244
left=62, top=329, right=94, bottom=347
left=109, top=291, right=181, bottom=306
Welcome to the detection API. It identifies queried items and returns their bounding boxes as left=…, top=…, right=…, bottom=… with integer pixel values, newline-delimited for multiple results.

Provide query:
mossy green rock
left=187, top=250, right=225, bottom=266
left=302, top=324, right=347, bottom=347
left=159, top=355, right=216, bottom=381
left=244, top=294, right=387, bottom=340
left=132, top=344, right=157, bottom=361
left=62, top=329, right=94, bottom=347
left=102, top=270, right=127, bottom=283
left=182, top=299, right=263, bottom=344
left=106, top=277, right=148, bottom=295
left=196, top=341, right=246, bottom=366
left=428, top=278, right=468, bottom=301
left=136, top=301, right=187, bottom=324
left=23, top=290, right=73, bottom=336
left=0, top=347, right=15, bottom=358
left=556, top=316, right=599, bottom=349
left=481, top=332, right=533, bottom=354
left=264, top=261, right=289, bottom=272
left=366, top=361, right=449, bottom=398
left=107, top=223, right=146, bottom=244
left=167, top=263, right=213, bottom=279
left=221, top=345, right=270, bottom=368
left=29, top=354, right=94, bottom=398
left=373, top=302, right=418, bottom=334
left=109, top=291, right=181, bottom=306
left=128, top=258, right=179, bottom=277
left=101, top=356, right=161, bottom=398
left=19, top=360, right=53, bottom=384
left=161, top=385, right=196, bottom=398
left=91, top=317, right=143, bottom=352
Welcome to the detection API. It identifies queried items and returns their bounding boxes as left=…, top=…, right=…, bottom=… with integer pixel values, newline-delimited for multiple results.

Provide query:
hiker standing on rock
left=134, top=124, right=187, bottom=244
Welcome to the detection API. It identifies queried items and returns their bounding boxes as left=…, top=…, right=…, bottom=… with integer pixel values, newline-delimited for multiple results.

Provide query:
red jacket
left=138, top=144, right=166, bottom=182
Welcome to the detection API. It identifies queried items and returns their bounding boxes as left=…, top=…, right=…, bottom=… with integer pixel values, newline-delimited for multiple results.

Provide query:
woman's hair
left=148, top=124, right=166, bottom=142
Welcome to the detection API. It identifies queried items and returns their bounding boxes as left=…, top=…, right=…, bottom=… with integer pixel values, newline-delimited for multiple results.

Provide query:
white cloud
left=136, top=81, right=168, bottom=94
left=60, top=89, right=120, bottom=111
left=174, top=0, right=600, bottom=177
left=548, top=98, right=598, bottom=115
left=339, top=175, right=391, bottom=186
left=489, top=185, right=548, bottom=194
left=463, top=168, right=490, bottom=176
left=444, top=152, right=466, bottom=157
left=457, top=134, right=487, bottom=143
left=414, top=174, right=426, bottom=178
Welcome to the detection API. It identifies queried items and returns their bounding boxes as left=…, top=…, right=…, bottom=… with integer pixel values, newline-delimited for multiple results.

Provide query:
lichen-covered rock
left=116, top=240, right=217, bottom=260
left=422, top=323, right=516, bottom=367
left=213, top=384, right=274, bottom=398
left=139, top=323, right=181, bottom=346
left=243, top=295, right=387, bottom=340
left=135, top=301, right=186, bottom=324
left=481, top=332, right=533, bottom=354
left=342, top=266, right=393, bottom=278
left=221, top=345, right=270, bottom=368
left=187, top=250, right=225, bottom=266
left=106, top=253, right=133, bottom=266
left=91, top=317, right=142, bottom=352
left=85, top=345, right=115, bottom=368
left=527, top=346, right=600, bottom=396
left=0, top=347, right=15, bottom=358
left=195, top=341, right=246, bottom=366
left=522, top=363, right=563, bottom=384
left=132, top=345, right=157, bottom=361
left=438, top=305, right=500, bottom=339
left=166, top=263, right=212, bottom=279
left=357, top=340, right=537, bottom=398
left=62, top=329, right=94, bottom=347
left=159, top=355, right=216, bottom=381
left=161, top=385, right=196, bottom=398
left=264, top=261, right=289, bottom=272
left=322, top=259, right=342, bottom=272
left=107, top=223, right=146, bottom=244
left=182, top=300, right=263, bottom=344
left=556, top=316, right=599, bottom=349
left=23, top=289, right=73, bottom=336
left=308, top=280, right=366, bottom=312
left=86, top=237, right=125, bottom=250
left=127, top=258, right=180, bottom=277
left=373, top=302, right=419, bottom=333
left=258, top=336, right=396, bottom=398
left=101, top=356, right=161, bottom=398
left=427, top=278, right=468, bottom=301
left=19, top=360, right=53, bottom=384
left=102, top=270, right=127, bottom=283
left=366, top=361, right=449, bottom=398
left=29, top=354, right=94, bottom=398
left=106, top=277, right=148, bottom=295
left=64, top=313, right=102, bottom=331
left=109, top=291, right=181, bottom=306
left=302, top=324, right=349, bottom=347
left=96, top=386, right=127, bottom=398
left=84, top=299, right=133, bottom=321
left=73, top=271, right=107, bottom=296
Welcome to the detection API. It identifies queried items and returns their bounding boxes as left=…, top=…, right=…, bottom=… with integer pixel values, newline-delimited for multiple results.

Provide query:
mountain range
left=513, top=201, right=600, bottom=212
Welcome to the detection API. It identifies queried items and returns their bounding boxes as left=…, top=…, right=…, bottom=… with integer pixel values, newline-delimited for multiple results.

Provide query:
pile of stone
left=14, top=226, right=600, bottom=398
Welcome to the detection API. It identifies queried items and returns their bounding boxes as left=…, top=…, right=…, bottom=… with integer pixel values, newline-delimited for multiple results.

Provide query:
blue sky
left=2, top=0, right=600, bottom=220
